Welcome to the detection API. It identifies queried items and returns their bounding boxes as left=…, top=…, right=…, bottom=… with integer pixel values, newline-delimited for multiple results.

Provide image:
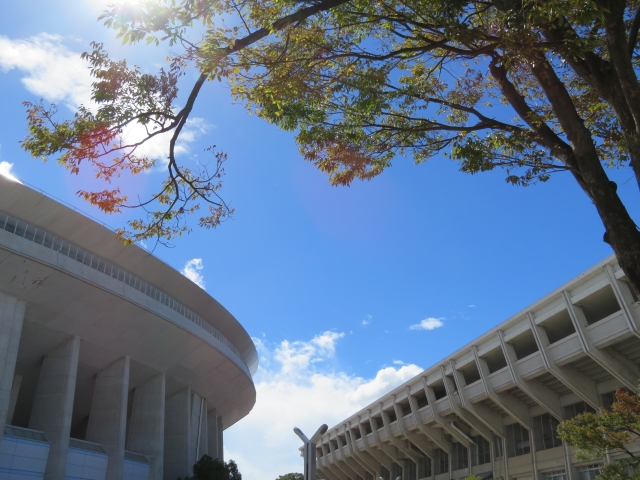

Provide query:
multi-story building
left=316, top=255, right=640, bottom=480
left=0, top=176, right=257, bottom=480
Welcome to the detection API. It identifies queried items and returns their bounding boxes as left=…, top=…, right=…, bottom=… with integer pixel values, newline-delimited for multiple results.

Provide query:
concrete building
left=316, top=256, right=640, bottom=480
left=0, top=176, right=257, bottom=480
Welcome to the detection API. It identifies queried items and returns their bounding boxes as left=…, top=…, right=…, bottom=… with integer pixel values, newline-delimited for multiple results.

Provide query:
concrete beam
left=393, top=393, right=433, bottom=459
left=497, top=331, right=564, bottom=421
left=472, top=346, right=532, bottom=429
left=127, top=373, right=166, bottom=480
left=335, top=432, right=365, bottom=479
left=604, top=265, right=640, bottom=338
left=369, top=411, right=400, bottom=464
left=380, top=407, right=421, bottom=463
left=357, top=418, right=391, bottom=473
left=29, top=335, right=81, bottom=480
left=528, top=314, right=601, bottom=409
left=86, top=356, right=131, bottom=480
left=345, top=426, right=376, bottom=477
left=422, top=379, right=470, bottom=447
left=328, top=434, right=359, bottom=479
left=406, top=393, right=450, bottom=453
left=318, top=463, right=340, bottom=480
left=351, top=420, right=383, bottom=475
left=321, top=442, right=347, bottom=480
left=563, top=291, right=639, bottom=391
left=447, top=363, right=503, bottom=437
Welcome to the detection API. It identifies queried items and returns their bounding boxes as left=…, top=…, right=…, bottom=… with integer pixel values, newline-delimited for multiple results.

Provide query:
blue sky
left=1, top=1, right=639, bottom=479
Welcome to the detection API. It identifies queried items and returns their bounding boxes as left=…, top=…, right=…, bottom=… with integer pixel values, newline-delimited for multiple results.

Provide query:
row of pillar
left=0, top=292, right=224, bottom=480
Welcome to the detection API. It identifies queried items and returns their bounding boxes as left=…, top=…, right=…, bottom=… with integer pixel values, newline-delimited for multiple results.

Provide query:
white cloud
left=409, top=317, right=444, bottom=331
left=225, top=332, right=422, bottom=480
left=123, top=117, right=212, bottom=167
left=181, top=258, right=205, bottom=289
left=0, top=34, right=208, bottom=167
left=0, top=161, right=21, bottom=183
left=0, top=34, right=92, bottom=108
left=469, top=304, right=476, bottom=308
left=393, top=360, right=404, bottom=365
left=361, top=314, right=372, bottom=326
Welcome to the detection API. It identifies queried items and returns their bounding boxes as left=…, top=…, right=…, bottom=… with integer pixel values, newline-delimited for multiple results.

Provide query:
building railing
left=0, top=211, right=246, bottom=370
left=68, top=438, right=107, bottom=454
left=125, top=451, right=150, bottom=464
left=4, top=425, right=49, bottom=443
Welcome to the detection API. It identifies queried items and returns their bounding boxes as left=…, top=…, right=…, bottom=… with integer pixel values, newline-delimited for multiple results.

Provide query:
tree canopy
left=21, top=0, right=640, bottom=291
left=276, top=473, right=304, bottom=480
left=180, top=455, right=242, bottom=480
left=558, top=388, right=640, bottom=480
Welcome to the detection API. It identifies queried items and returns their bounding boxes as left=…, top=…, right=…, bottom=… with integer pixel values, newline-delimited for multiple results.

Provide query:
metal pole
left=295, top=424, right=329, bottom=480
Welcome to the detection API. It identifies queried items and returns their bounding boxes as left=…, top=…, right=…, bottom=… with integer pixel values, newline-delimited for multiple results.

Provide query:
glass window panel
left=418, top=456, right=431, bottom=478
left=33, top=229, right=46, bottom=245
left=24, top=225, right=36, bottom=241
left=543, top=471, right=566, bottom=480
left=578, top=464, right=602, bottom=480
left=15, top=221, right=26, bottom=237
left=4, top=217, right=16, bottom=233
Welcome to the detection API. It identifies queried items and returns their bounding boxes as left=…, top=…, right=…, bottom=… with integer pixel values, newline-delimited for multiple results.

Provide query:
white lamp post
left=294, top=424, right=329, bottom=480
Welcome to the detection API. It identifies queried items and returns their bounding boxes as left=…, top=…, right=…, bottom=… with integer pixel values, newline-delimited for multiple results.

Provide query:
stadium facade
left=316, top=255, right=640, bottom=480
left=0, top=176, right=257, bottom=480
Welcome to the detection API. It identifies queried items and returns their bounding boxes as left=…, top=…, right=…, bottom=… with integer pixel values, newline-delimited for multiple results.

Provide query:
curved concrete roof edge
left=0, top=175, right=258, bottom=375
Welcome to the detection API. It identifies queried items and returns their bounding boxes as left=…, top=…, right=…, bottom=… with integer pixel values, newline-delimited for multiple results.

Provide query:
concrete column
left=207, top=408, right=219, bottom=459
left=86, top=356, right=130, bottom=480
left=0, top=292, right=25, bottom=440
left=217, top=416, right=224, bottom=461
left=164, top=387, right=192, bottom=479
left=198, top=399, right=208, bottom=461
left=127, top=373, right=165, bottom=480
left=6, top=374, right=21, bottom=424
left=190, top=393, right=206, bottom=463
left=29, top=335, right=81, bottom=480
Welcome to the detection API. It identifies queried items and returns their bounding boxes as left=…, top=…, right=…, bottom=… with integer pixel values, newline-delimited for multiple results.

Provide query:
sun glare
left=0, top=162, right=21, bottom=184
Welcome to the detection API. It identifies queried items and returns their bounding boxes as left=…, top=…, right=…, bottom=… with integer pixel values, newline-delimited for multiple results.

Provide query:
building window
left=434, top=448, right=449, bottom=475
left=365, top=472, right=374, bottom=480
left=418, top=456, right=432, bottom=478
left=506, top=423, right=530, bottom=458
left=471, top=436, right=491, bottom=466
left=452, top=442, right=468, bottom=471
left=493, top=435, right=503, bottom=458
left=380, top=466, right=390, bottom=480
left=543, top=471, right=567, bottom=480
left=392, top=462, right=403, bottom=480
left=601, top=391, right=617, bottom=410
left=578, top=464, right=602, bottom=480
left=533, top=413, right=563, bottom=451
left=404, top=460, right=416, bottom=480
left=564, top=401, right=596, bottom=420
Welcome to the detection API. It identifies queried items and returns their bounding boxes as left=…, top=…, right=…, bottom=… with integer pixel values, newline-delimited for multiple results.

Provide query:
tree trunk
left=582, top=176, right=640, bottom=296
